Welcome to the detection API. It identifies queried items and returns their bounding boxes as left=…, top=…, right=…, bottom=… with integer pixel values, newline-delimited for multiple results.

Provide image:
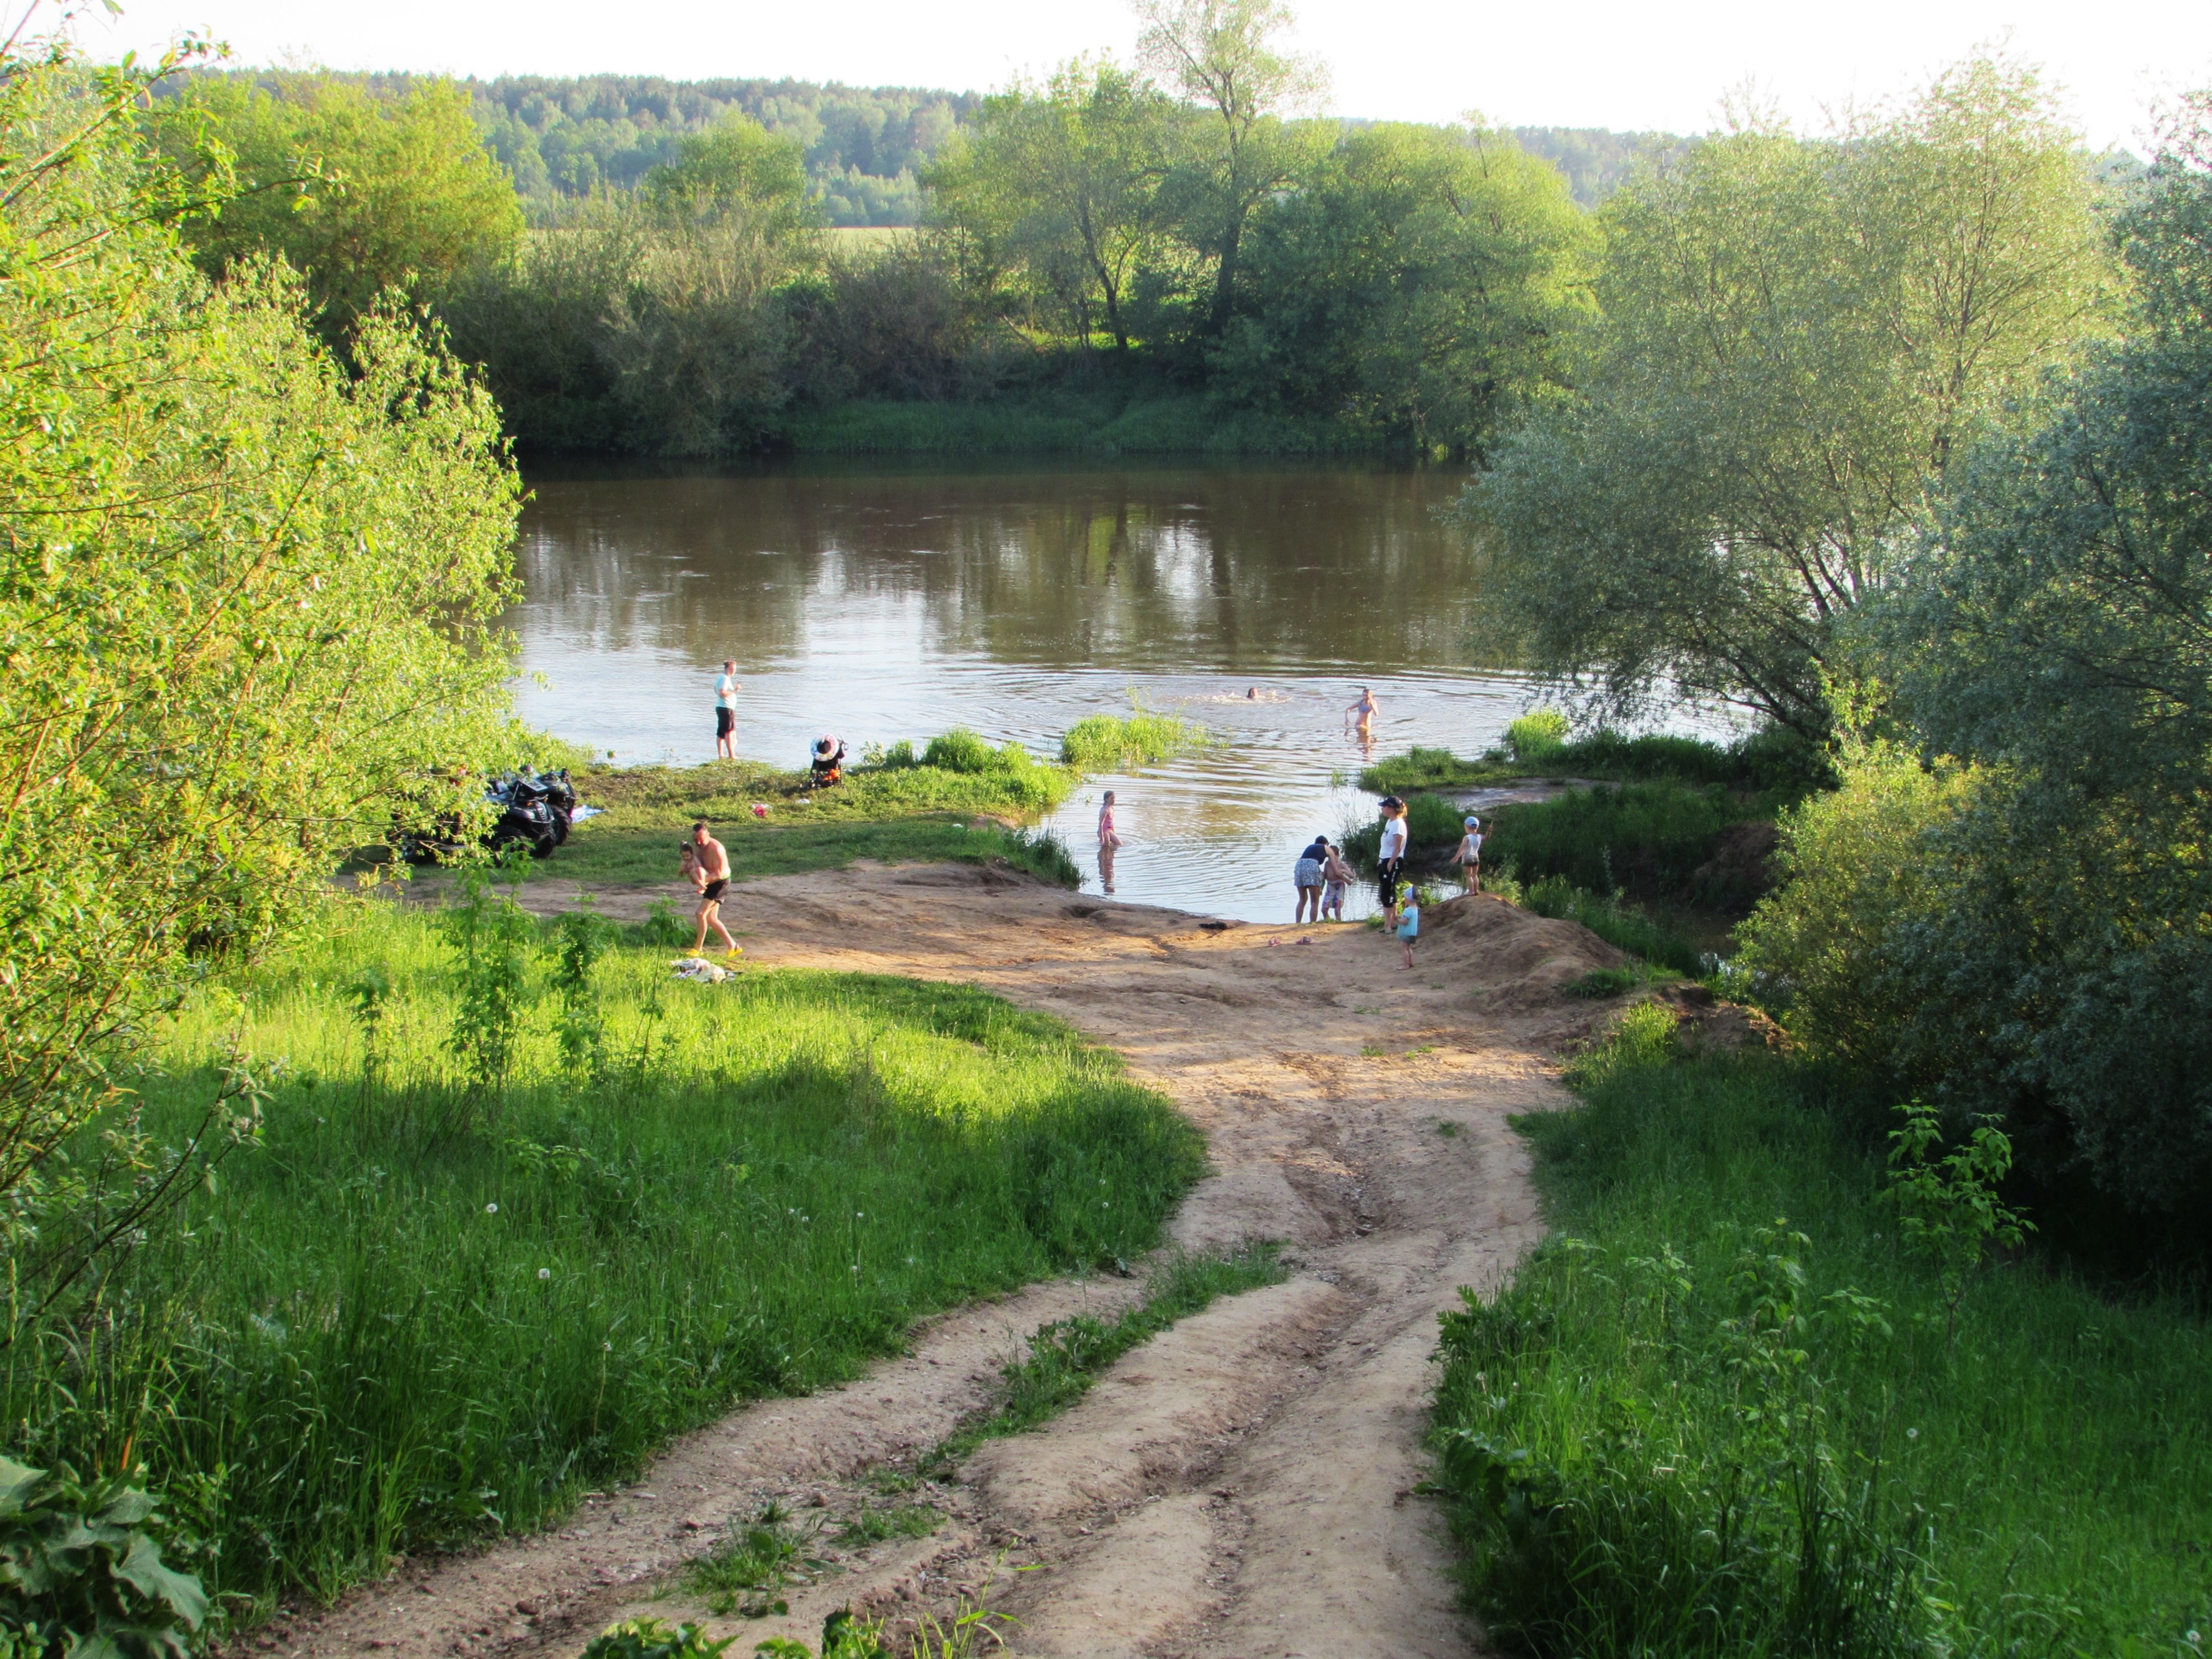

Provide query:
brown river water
left=510, top=458, right=1692, bottom=921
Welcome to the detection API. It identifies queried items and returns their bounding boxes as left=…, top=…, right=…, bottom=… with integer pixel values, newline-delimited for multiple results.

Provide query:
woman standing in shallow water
left=1097, top=790, right=1124, bottom=894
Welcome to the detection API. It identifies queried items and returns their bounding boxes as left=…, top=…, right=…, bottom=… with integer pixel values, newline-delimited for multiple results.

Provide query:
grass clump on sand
left=1058, top=708, right=1211, bottom=771
left=924, top=1244, right=1284, bottom=1472
left=1430, top=1014, right=2212, bottom=1658
left=4, top=895, right=1203, bottom=1614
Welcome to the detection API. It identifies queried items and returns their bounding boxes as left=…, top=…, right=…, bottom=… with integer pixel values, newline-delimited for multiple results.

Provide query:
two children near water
left=1292, top=835, right=1359, bottom=922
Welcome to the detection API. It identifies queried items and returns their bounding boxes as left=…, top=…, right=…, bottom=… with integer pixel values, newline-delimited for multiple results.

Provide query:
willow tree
left=1462, top=57, right=2117, bottom=734
left=1134, top=0, right=1327, bottom=337
left=926, top=59, right=1183, bottom=352
left=1, top=43, right=521, bottom=1239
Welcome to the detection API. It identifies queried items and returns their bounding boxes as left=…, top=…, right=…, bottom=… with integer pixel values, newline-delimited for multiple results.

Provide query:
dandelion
left=538, top=1268, right=552, bottom=1281
left=1907, top=1427, right=1919, bottom=1440
left=602, top=1340, right=612, bottom=1352
left=854, top=1211, right=864, bottom=1219
left=485, top=1202, right=499, bottom=1214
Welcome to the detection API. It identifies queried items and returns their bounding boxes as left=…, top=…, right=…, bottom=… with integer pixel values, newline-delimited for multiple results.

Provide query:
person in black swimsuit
left=688, top=820, right=740, bottom=957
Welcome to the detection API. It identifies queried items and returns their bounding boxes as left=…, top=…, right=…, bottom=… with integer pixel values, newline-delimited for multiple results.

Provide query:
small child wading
left=1321, top=840, right=1354, bottom=921
left=1396, top=890, right=1420, bottom=969
left=1451, top=816, right=1485, bottom=894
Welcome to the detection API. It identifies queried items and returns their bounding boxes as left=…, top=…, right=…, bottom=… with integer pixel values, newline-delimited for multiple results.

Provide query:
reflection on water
left=510, top=459, right=1546, bottom=921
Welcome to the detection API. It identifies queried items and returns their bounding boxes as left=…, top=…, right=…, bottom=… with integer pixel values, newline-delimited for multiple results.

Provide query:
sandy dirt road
left=286, top=862, right=1642, bottom=1659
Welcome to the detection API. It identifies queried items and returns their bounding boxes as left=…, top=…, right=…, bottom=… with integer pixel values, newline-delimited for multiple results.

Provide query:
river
left=510, top=458, right=1552, bottom=922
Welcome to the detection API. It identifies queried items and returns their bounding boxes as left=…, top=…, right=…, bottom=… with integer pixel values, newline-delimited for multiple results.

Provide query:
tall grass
left=1355, top=727, right=1830, bottom=799
left=1058, top=709, right=1209, bottom=771
left=1517, top=874, right=1703, bottom=974
left=2, top=900, right=1203, bottom=1613
left=1494, top=782, right=1735, bottom=900
left=1431, top=1024, right=2212, bottom=1658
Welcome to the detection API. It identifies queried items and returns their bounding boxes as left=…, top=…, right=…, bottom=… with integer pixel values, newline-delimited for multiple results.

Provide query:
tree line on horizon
left=160, top=65, right=1681, bottom=229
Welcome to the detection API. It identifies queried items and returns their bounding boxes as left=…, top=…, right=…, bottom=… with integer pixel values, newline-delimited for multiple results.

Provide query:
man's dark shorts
left=715, top=706, right=735, bottom=737
left=701, top=879, right=728, bottom=902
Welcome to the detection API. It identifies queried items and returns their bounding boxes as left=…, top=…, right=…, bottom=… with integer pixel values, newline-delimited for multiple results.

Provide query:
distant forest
left=169, top=70, right=1677, bottom=224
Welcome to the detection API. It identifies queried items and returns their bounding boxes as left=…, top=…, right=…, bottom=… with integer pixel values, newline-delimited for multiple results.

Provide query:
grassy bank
left=780, top=393, right=1380, bottom=457
left=1357, top=727, right=1828, bottom=798
left=1431, top=1016, right=2212, bottom=1657
left=4, top=896, right=1204, bottom=1616
left=504, top=737, right=1083, bottom=891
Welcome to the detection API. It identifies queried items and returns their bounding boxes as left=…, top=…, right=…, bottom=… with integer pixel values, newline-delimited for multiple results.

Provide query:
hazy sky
left=72, top=0, right=2212, bottom=152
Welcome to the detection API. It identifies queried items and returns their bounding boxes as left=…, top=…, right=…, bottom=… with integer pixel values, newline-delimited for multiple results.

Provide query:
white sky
left=66, top=0, right=2212, bottom=153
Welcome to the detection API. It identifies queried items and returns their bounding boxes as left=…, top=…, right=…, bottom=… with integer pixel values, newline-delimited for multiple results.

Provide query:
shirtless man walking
left=688, top=820, right=741, bottom=958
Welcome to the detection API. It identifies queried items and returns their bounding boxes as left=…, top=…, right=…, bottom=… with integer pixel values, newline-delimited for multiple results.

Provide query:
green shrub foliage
left=0, top=43, right=520, bottom=1229
left=1747, top=109, right=2212, bottom=1212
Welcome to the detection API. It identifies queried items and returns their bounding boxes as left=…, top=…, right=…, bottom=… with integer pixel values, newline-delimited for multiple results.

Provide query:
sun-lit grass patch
left=3, top=898, right=1203, bottom=1613
left=1431, top=1026, right=2212, bottom=1658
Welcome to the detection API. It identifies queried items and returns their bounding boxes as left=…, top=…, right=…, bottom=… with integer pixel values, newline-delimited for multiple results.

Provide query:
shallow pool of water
left=510, top=459, right=1639, bottom=921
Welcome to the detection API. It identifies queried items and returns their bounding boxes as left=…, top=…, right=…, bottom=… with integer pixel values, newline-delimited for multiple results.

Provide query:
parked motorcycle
left=395, top=767, right=581, bottom=864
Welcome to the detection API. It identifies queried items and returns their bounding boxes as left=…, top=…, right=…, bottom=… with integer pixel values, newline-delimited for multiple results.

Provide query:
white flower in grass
left=538, top=1269, right=552, bottom=1281
left=1906, top=1427, right=1919, bottom=1440
left=485, top=1203, right=499, bottom=1214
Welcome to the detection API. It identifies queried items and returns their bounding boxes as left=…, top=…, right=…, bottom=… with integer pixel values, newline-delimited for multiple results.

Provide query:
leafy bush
left=1735, top=741, right=1977, bottom=1076
left=580, top=1618, right=734, bottom=1659
left=0, top=46, right=521, bottom=1238
left=0, top=1458, right=209, bottom=1659
left=1506, top=708, right=1570, bottom=763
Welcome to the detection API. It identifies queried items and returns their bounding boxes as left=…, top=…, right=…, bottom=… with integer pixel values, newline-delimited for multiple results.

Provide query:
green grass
left=3, top=899, right=1204, bottom=1615
left=922, top=1244, right=1285, bottom=1473
left=1517, top=874, right=1704, bottom=975
left=1355, top=728, right=1830, bottom=799
left=1430, top=1021, right=2212, bottom=1658
left=469, top=743, right=1086, bottom=892
left=513, top=817, right=1079, bottom=893
left=1058, top=709, right=1210, bottom=771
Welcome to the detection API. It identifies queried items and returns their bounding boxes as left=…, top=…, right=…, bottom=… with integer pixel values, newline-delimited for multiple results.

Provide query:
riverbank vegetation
left=1421, top=66, right=2212, bottom=1659
left=3, top=890, right=1202, bottom=1619
left=142, top=1, right=1595, bottom=459
left=1431, top=1016, right=2212, bottom=1657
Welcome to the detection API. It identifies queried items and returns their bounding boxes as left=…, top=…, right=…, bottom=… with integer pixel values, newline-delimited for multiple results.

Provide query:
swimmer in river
left=1346, top=686, right=1379, bottom=740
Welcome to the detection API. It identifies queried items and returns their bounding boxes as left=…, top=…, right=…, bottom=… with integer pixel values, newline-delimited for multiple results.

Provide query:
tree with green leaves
left=640, top=111, right=813, bottom=244
left=1832, top=94, right=2212, bottom=1212
left=1, top=40, right=522, bottom=1234
left=152, top=73, right=523, bottom=334
left=1217, top=122, right=1595, bottom=451
left=927, top=59, right=1182, bottom=352
left=1462, top=57, right=2115, bottom=735
left=1134, top=0, right=1327, bottom=338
